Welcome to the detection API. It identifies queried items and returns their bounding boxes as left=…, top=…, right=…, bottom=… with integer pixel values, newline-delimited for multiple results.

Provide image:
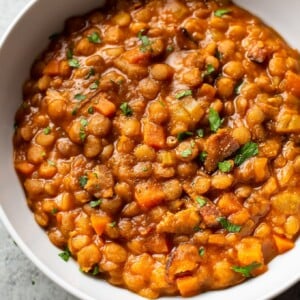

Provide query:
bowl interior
left=0, top=0, right=299, bottom=299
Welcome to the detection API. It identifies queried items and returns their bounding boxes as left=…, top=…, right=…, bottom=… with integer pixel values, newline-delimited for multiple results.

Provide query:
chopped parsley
left=218, top=217, right=241, bottom=233
left=214, top=8, right=232, bottom=17
left=80, top=118, right=88, bottom=127
left=43, top=126, right=51, bottom=135
left=208, top=108, right=222, bottom=132
left=218, top=160, right=232, bottom=173
left=90, top=80, right=99, bottom=90
left=74, top=93, right=86, bottom=101
left=199, top=151, right=208, bottom=163
left=120, top=102, right=133, bottom=116
left=198, top=246, right=205, bottom=257
left=196, top=129, right=204, bottom=138
left=86, top=68, right=95, bottom=79
left=175, top=89, right=193, bottom=99
left=71, top=107, right=78, bottom=116
left=196, top=196, right=207, bottom=207
left=66, top=48, right=73, bottom=59
left=79, top=175, right=88, bottom=188
left=87, top=32, right=101, bottom=44
left=88, top=106, right=94, bottom=114
left=41, top=151, right=46, bottom=157
left=137, top=30, right=152, bottom=52
left=92, top=265, right=100, bottom=276
left=181, top=148, right=193, bottom=158
left=58, top=247, right=71, bottom=262
left=177, top=131, right=193, bottom=141
left=47, top=159, right=56, bottom=166
left=167, top=45, right=174, bottom=52
left=234, top=81, right=244, bottom=95
left=234, top=142, right=258, bottom=166
left=90, top=199, right=102, bottom=208
left=109, top=221, right=117, bottom=227
left=142, top=166, right=149, bottom=172
left=232, top=262, right=262, bottom=277
left=203, top=64, right=215, bottom=77
left=68, top=58, right=80, bottom=68
left=51, top=208, right=58, bottom=215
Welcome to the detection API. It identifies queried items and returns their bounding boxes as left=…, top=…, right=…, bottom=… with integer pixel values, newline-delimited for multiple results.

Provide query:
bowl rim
left=0, top=1, right=299, bottom=300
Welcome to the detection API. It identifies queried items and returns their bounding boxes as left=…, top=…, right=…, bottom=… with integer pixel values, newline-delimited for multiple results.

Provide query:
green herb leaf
left=177, top=131, right=193, bottom=141
left=196, top=196, right=207, bottom=207
left=43, top=126, right=51, bottom=135
left=234, top=81, right=243, bottom=95
left=120, top=102, right=133, bottom=116
left=109, top=221, right=117, bottom=227
left=208, top=108, right=222, bottom=132
left=58, top=247, right=71, bottom=262
left=74, top=93, right=86, bottom=101
left=79, top=175, right=88, bottom=188
left=88, top=107, right=94, bottom=114
left=167, top=45, right=174, bottom=52
left=196, top=129, right=204, bottom=138
left=92, top=265, right=100, bottom=276
left=214, top=8, right=232, bottom=17
left=90, top=80, right=99, bottom=90
left=66, top=48, right=73, bottom=59
left=198, top=246, right=205, bottom=256
left=218, top=160, right=232, bottom=173
left=138, top=30, right=152, bottom=52
left=90, top=199, right=102, bottom=208
left=71, top=107, right=78, bottom=116
left=193, top=225, right=201, bottom=232
left=87, top=32, right=101, bottom=44
left=142, top=166, right=149, bottom=172
left=234, top=142, right=258, bottom=166
left=199, top=151, right=208, bottom=163
left=203, top=64, right=215, bottom=77
left=232, top=262, right=262, bottom=277
left=80, top=118, right=88, bottom=127
left=218, top=217, right=242, bottom=233
left=47, top=159, right=56, bottom=166
left=68, top=58, right=80, bottom=68
left=86, top=68, right=95, bottom=79
left=181, top=148, right=192, bottom=158
left=41, top=151, right=46, bottom=157
left=51, top=208, right=58, bottom=215
left=175, top=90, right=193, bottom=99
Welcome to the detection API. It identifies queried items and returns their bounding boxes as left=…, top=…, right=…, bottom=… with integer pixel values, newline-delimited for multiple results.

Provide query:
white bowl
left=0, top=0, right=299, bottom=299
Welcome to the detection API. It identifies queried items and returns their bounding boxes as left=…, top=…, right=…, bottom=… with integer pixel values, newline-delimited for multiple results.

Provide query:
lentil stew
left=13, top=0, right=300, bottom=298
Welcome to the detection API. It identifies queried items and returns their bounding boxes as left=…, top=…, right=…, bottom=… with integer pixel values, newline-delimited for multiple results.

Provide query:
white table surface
left=0, top=1, right=298, bottom=300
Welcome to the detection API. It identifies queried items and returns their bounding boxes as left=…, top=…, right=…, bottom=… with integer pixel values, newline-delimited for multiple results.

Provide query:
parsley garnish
left=66, top=48, right=73, bottom=59
left=218, top=217, right=241, bottom=233
left=68, top=58, right=80, bottom=68
left=71, top=107, right=78, bottom=116
left=87, top=32, right=101, bottom=44
left=120, top=103, right=133, bottom=116
left=208, top=108, right=222, bottom=132
left=86, top=68, right=95, bottom=79
left=51, top=208, right=58, bottom=215
left=137, top=30, right=152, bottom=52
left=43, top=126, right=51, bottom=135
left=214, top=8, right=232, bottom=17
left=88, top=107, right=94, bottom=114
left=109, top=221, right=117, bottom=227
left=196, top=196, right=207, bottom=207
left=181, top=148, right=192, bottom=158
left=79, top=175, right=88, bottom=188
left=218, top=160, right=232, bottom=173
left=234, top=142, right=258, bottom=166
left=234, top=81, right=243, bottom=95
left=92, top=265, right=100, bottom=275
left=58, top=247, right=71, bottom=262
left=177, top=131, right=193, bottom=141
left=80, top=118, right=88, bottom=127
left=74, top=93, right=86, bottom=101
left=232, top=262, right=262, bottom=277
left=90, top=199, right=102, bottom=208
left=203, top=64, right=215, bottom=77
left=47, top=160, right=56, bottom=166
left=199, top=246, right=205, bottom=256
left=175, top=90, right=192, bottom=99
left=199, top=151, right=208, bottom=163
left=167, top=45, right=174, bottom=52
left=90, top=80, right=99, bottom=90
left=196, top=129, right=204, bottom=138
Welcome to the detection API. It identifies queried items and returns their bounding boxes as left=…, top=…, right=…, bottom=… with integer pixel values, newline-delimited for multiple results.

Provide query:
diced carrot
left=90, top=214, right=110, bottom=235
left=285, top=71, right=300, bottom=98
left=93, top=98, right=116, bottom=117
left=176, top=276, right=200, bottom=297
left=123, top=48, right=151, bottom=65
left=217, top=193, right=242, bottom=216
left=236, top=237, right=264, bottom=265
left=134, top=182, right=165, bottom=209
left=273, top=234, right=294, bottom=254
left=143, top=121, right=165, bottom=149
left=15, top=162, right=35, bottom=176
left=43, top=59, right=60, bottom=76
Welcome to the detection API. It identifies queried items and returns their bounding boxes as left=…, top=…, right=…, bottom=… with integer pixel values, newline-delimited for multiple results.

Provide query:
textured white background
left=0, top=0, right=298, bottom=300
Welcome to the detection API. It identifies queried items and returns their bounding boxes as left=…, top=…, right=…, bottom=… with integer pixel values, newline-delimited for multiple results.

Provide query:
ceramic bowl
left=0, top=0, right=299, bottom=299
